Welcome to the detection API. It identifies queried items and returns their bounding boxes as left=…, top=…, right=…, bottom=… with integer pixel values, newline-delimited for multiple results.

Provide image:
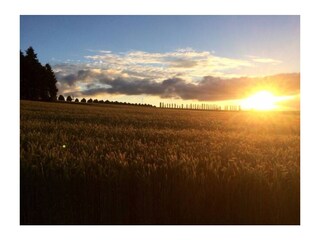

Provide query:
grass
left=20, top=100, right=300, bottom=224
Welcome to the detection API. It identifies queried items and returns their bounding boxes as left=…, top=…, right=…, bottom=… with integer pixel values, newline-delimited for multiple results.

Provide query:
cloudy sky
left=20, top=16, right=300, bottom=109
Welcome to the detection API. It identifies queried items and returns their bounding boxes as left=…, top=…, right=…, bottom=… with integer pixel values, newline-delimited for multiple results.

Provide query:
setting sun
left=241, top=91, right=277, bottom=111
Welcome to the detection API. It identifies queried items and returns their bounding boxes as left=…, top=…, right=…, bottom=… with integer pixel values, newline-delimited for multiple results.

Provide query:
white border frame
left=1, top=1, right=319, bottom=240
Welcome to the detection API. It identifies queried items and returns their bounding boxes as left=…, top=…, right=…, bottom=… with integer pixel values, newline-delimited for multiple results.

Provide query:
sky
left=20, top=15, right=300, bottom=109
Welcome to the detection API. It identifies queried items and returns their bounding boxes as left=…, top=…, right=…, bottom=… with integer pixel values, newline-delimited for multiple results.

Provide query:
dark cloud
left=77, top=73, right=299, bottom=101
left=83, top=78, right=163, bottom=96
left=78, top=70, right=94, bottom=79
left=56, top=69, right=113, bottom=86
left=55, top=72, right=78, bottom=86
left=191, top=73, right=300, bottom=100
left=57, top=67, right=300, bottom=101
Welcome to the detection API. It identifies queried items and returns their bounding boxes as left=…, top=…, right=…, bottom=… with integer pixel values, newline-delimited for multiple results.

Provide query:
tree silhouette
left=87, top=98, right=93, bottom=103
left=58, top=95, right=65, bottom=101
left=20, top=47, right=41, bottom=100
left=20, top=47, right=58, bottom=101
left=66, top=96, right=72, bottom=102
left=75, top=98, right=79, bottom=103
left=81, top=98, right=86, bottom=103
left=44, top=64, right=58, bottom=101
left=20, top=51, right=28, bottom=99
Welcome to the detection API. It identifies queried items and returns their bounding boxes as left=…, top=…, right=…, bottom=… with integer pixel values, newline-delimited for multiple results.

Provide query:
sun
left=241, top=90, right=277, bottom=111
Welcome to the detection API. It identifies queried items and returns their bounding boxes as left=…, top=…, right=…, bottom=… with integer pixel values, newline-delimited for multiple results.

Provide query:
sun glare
left=241, top=91, right=277, bottom=111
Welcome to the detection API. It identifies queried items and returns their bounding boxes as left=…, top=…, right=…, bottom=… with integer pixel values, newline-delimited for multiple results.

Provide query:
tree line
left=58, top=95, right=155, bottom=107
left=159, top=102, right=242, bottom=111
left=20, top=47, right=58, bottom=101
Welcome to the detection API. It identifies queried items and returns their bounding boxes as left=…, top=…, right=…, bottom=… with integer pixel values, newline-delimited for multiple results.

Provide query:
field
left=20, top=100, right=300, bottom=224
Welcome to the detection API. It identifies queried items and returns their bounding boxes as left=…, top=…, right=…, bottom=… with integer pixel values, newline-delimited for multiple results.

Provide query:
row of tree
left=159, top=102, right=242, bottom=111
left=58, top=95, right=155, bottom=107
left=160, top=102, right=223, bottom=110
left=20, top=47, right=58, bottom=101
left=224, top=105, right=241, bottom=111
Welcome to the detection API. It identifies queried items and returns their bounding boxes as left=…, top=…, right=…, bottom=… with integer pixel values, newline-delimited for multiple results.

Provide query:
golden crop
left=20, top=100, right=300, bottom=224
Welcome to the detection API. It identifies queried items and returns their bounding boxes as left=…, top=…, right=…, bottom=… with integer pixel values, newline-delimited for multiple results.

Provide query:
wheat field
left=20, top=100, right=300, bottom=224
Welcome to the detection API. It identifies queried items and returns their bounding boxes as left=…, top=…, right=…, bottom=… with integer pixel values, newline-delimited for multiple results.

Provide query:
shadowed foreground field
left=20, top=100, right=300, bottom=224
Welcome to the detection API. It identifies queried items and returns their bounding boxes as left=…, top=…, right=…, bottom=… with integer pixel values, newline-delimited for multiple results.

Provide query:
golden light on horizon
left=241, top=90, right=277, bottom=111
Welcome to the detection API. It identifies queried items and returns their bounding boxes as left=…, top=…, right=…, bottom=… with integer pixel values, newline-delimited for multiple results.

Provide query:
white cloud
left=53, top=49, right=290, bottom=98
left=82, top=48, right=253, bottom=81
left=247, top=55, right=282, bottom=65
